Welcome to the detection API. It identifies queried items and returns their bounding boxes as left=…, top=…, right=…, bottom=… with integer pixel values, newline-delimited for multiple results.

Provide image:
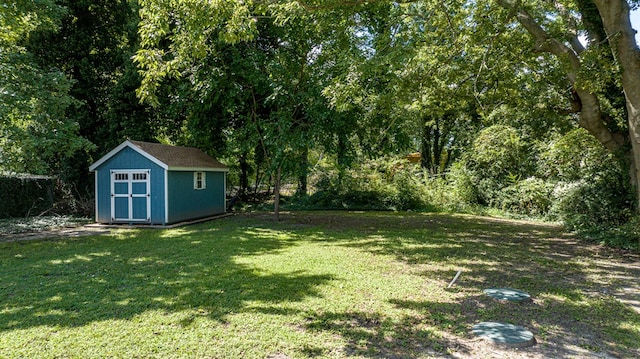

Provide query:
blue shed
left=89, top=140, right=228, bottom=225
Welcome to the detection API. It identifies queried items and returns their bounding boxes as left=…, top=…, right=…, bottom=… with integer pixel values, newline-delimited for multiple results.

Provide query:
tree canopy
left=3, top=0, right=640, bottom=243
left=0, top=0, right=92, bottom=175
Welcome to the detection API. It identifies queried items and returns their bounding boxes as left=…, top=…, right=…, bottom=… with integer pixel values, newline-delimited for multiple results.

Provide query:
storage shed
left=89, top=140, right=228, bottom=225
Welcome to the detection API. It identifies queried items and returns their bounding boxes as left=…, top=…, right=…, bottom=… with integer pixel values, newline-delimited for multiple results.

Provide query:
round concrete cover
left=472, top=322, right=536, bottom=348
left=484, top=288, right=531, bottom=302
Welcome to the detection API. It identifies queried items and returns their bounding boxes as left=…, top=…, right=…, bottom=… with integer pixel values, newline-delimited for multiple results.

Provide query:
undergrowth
left=0, top=216, right=91, bottom=235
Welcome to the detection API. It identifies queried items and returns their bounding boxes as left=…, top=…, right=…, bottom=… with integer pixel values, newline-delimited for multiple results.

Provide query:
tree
left=133, top=0, right=640, bottom=217
left=492, top=0, right=640, bottom=209
left=25, top=0, right=153, bottom=186
left=0, top=0, right=93, bottom=175
left=135, top=1, right=339, bottom=217
left=304, top=0, right=640, bottom=211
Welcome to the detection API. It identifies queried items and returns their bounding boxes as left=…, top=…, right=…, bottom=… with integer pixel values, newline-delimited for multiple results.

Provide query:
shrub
left=607, top=216, right=640, bottom=250
left=467, top=125, right=528, bottom=182
left=299, top=157, right=433, bottom=211
left=391, top=170, right=429, bottom=211
left=462, top=125, right=537, bottom=208
left=550, top=172, right=633, bottom=230
left=421, top=163, right=478, bottom=212
left=303, top=170, right=392, bottom=210
left=498, top=177, right=554, bottom=216
left=445, top=162, right=479, bottom=206
left=0, top=175, right=55, bottom=218
left=538, top=127, right=634, bottom=231
left=539, top=128, right=610, bottom=181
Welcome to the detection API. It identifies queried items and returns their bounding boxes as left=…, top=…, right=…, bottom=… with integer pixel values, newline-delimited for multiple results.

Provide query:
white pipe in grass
left=447, top=270, right=462, bottom=288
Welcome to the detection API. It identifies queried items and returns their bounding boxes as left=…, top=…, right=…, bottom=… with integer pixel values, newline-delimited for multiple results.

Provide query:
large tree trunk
left=497, top=0, right=637, bottom=205
left=421, top=114, right=457, bottom=175
left=593, top=0, right=640, bottom=210
left=500, top=0, right=624, bottom=146
left=420, top=120, right=433, bottom=172
left=420, top=117, right=446, bottom=175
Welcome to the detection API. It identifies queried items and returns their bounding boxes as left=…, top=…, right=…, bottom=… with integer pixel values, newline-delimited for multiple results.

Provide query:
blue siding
left=94, top=147, right=165, bottom=224
left=166, top=171, right=226, bottom=224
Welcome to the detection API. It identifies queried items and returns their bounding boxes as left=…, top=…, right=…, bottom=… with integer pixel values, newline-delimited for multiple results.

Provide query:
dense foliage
left=282, top=127, right=636, bottom=248
left=2, top=1, right=640, bottom=248
left=0, top=175, right=55, bottom=218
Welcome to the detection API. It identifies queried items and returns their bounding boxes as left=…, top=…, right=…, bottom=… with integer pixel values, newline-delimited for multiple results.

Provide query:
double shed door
left=111, top=170, right=151, bottom=222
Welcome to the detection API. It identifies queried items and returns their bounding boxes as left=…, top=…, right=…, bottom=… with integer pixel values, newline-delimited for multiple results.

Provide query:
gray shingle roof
left=129, top=141, right=228, bottom=170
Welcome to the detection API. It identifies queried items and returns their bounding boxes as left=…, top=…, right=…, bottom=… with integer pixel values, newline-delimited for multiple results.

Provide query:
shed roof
left=89, top=140, right=228, bottom=172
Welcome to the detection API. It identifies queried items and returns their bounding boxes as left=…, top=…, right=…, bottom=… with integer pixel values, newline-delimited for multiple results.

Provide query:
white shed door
left=111, top=170, right=150, bottom=222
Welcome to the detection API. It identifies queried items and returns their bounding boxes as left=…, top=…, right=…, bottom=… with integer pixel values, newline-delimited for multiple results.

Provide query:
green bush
left=498, top=177, right=554, bottom=216
left=539, top=128, right=610, bottom=181
left=391, top=170, right=428, bottom=211
left=467, top=125, right=529, bottom=182
left=445, top=162, right=479, bottom=206
left=550, top=175, right=633, bottom=230
left=537, top=127, right=634, bottom=230
left=299, top=157, right=433, bottom=211
left=302, top=171, right=392, bottom=210
left=418, top=163, right=478, bottom=212
left=0, top=175, right=55, bottom=218
left=607, top=216, right=640, bottom=250
left=461, top=125, right=538, bottom=208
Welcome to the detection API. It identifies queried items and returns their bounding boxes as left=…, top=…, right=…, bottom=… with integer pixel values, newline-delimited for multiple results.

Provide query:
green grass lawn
left=1, top=211, right=639, bottom=358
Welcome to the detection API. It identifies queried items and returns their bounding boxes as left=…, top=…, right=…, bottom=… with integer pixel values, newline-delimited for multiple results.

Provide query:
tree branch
left=496, top=0, right=625, bottom=152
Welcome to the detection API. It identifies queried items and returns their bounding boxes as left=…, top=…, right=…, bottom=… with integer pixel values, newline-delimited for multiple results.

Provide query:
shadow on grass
left=390, top=295, right=640, bottom=358
left=0, top=220, right=333, bottom=331
left=277, top=211, right=640, bottom=357
left=302, top=309, right=468, bottom=358
left=2, top=212, right=638, bottom=357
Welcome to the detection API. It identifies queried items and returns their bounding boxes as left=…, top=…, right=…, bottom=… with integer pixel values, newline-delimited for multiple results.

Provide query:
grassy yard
left=1, top=211, right=639, bottom=358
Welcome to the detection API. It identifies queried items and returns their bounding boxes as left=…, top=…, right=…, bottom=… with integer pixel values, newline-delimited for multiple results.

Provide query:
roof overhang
left=89, top=140, right=168, bottom=172
left=89, top=140, right=229, bottom=172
